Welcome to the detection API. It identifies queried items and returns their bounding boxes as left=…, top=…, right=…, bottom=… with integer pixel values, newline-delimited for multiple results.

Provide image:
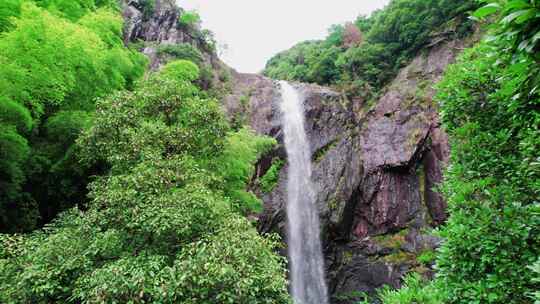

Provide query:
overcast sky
left=177, top=0, right=390, bottom=73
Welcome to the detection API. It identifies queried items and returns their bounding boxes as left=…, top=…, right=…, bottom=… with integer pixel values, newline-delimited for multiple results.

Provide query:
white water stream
left=279, top=81, right=329, bottom=304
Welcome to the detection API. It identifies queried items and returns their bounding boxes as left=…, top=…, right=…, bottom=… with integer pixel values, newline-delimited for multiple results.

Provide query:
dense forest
left=0, top=0, right=539, bottom=303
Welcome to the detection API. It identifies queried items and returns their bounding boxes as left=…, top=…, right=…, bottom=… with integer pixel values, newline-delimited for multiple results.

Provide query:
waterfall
left=279, top=81, right=329, bottom=304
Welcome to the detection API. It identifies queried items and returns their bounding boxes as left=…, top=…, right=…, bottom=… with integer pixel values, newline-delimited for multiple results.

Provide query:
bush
left=179, top=10, right=200, bottom=27
left=433, top=41, right=540, bottom=304
left=212, top=128, right=277, bottom=213
left=376, top=274, right=447, bottom=304
left=159, top=59, right=201, bottom=82
left=157, top=43, right=204, bottom=64
left=260, top=159, right=284, bottom=193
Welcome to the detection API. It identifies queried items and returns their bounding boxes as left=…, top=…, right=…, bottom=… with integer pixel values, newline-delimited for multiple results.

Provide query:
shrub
left=159, top=59, right=200, bottom=82
left=157, top=43, right=204, bottom=64
left=179, top=10, right=200, bottom=27
left=376, top=274, right=447, bottom=304
left=434, top=41, right=540, bottom=304
left=260, top=159, right=284, bottom=193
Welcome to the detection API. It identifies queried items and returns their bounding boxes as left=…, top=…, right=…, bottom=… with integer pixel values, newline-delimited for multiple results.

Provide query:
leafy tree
left=33, top=0, right=117, bottom=20
left=159, top=59, right=201, bottom=82
left=433, top=41, right=540, bottom=304
left=342, top=22, right=363, bottom=48
left=0, top=3, right=147, bottom=231
left=0, top=61, right=290, bottom=303
left=179, top=10, right=201, bottom=27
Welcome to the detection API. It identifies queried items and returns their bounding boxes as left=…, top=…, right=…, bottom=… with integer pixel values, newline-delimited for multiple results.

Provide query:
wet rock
left=327, top=38, right=471, bottom=303
left=225, top=73, right=364, bottom=239
left=223, top=37, right=471, bottom=303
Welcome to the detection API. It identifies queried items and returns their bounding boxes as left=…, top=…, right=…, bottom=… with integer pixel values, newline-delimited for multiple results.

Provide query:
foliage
left=0, top=0, right=22, bottom=32
left=473, top=0, right=540, bottom=54
left=157, top=43, right=204, bottom=64
left=377, top=3, right=540, bottom=302
left=33, top=0, right=118, bottom=21
left=416, top=249, right=436, bottom=266
left=375, top=274, right=448, bottom=304
left=342, top=22, right=363, bottom=48
left=260, top=159, right=284, bottom=193
left=264, top=0, right=477, bottom=98
left=179, top=10, right=200, bottom=27
left=159, top=59, right=201, bottom=82
left=0, top=2, right=147, bottom=232
left=433, top=41, right=540, bottom=303
left=211, top=129, right=276, bottom=214
left=0, top=64, right=290, bottom=303
left=530, top=259, right=540, bottom=303
left=264, top=41, right=342, bottom=84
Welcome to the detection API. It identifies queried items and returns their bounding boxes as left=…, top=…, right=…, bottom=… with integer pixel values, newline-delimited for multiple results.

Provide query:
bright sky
left=177, top=0, right=390, bottom=73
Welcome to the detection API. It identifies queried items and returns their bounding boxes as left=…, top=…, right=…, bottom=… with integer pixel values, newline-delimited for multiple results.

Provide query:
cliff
left=122, top=2, right=474, bottom=302
left=122, top=0, right=231, bottom=91
left=224, top=37, right=477, bottom=303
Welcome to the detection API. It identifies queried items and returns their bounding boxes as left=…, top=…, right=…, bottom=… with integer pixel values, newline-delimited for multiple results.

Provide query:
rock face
left=225, top=37, right=471, bottom=303
left=225, top=72, right=363, bottom=241
left=122, top=0, right=227, bottom=75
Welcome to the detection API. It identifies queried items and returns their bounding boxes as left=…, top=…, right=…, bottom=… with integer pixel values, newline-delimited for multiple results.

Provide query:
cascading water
left=279, top=81, right=329, bottom=304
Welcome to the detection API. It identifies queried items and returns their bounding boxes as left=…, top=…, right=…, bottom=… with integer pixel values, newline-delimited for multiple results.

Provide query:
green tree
left=473, top=0, right=540, bottom=54
left=159, top=59, right=201, bottom=82
left=0, top=63, right=290, bottom=303
left=0, top=3, right=147, bottom=231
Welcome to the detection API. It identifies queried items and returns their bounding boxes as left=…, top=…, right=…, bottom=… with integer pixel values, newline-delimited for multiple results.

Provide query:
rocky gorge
left=122, top=0, right=475, bottom=302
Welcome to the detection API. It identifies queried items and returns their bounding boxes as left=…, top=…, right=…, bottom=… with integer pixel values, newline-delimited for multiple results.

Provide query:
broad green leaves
left=474, top=0, right=540, bottom=54
left=432, top=42, right=540, bottom=304
left=472, top=2, right=501, bottom=18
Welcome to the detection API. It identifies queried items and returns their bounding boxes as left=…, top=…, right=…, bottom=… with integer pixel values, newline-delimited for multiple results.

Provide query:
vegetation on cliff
left=263, top=0, right=477, bottom=99
left=1, top=0, right=539, bottom=302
